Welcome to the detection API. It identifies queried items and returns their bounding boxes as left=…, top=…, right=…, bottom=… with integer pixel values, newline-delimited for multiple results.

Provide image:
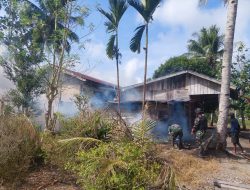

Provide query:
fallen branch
left=214, top=179, right=250, bottom=190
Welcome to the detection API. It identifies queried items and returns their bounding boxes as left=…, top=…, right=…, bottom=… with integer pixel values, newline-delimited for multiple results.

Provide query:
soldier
left=191, top=108, right=209, bottom=157
left=168, top=124, right=183, bottom=149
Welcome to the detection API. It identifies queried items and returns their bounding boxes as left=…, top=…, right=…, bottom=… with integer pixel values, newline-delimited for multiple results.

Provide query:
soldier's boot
left=199, top=146, right=206, bottom=157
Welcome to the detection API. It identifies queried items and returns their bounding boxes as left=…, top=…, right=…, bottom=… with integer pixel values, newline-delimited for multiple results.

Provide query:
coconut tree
left=98, top=0, right=128, bottom=116
left=188, top=25, right=224, bottom=69
left=128, top=0, right=161, bottom=113
left=20, top=0, right=82, bottom=53
left=200, top=0, right=238, bottom=148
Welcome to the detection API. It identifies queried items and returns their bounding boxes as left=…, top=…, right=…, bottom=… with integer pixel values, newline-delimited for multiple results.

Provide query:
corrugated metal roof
left=122, top=70, right=236, bottom=90
left=64, top=69, right=116, bottom=88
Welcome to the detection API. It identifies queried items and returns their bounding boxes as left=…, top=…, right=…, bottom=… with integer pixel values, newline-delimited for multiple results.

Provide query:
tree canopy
left=153, top=56, right=217, bottom=79
left=187, top=25, right=224, bottom=69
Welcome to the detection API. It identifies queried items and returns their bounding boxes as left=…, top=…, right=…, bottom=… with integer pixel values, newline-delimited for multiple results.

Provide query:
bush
left=59, top=111, right=112, bottom=140
left=41, top=132, right=101, bottom=167
left=41, top=113, right=173, bottom=189
left=0, top=115, right=40, bottom=184
left=66, top=142, right=161, bottom=190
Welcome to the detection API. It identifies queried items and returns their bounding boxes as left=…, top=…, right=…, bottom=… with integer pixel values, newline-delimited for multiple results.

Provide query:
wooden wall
left=186, top=73, right=220, bottom=95
left=122, top=73, right=222, bottom=102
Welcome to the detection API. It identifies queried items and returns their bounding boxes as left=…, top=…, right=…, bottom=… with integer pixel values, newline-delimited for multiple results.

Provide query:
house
left=57, top=69, right=116, bottom=115
left=115, top=70, right=238, bottom=140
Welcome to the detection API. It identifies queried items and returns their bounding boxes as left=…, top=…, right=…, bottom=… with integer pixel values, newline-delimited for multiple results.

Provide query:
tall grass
left=0, top=115, right=40, bottom=185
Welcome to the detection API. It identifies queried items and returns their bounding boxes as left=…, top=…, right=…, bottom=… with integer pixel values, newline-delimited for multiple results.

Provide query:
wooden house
left=57, top=69, right=116, bottom=115
left=119, top=70, right=237, bottom=129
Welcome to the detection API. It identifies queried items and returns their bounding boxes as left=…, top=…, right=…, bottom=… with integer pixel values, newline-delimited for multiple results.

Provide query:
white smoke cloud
left=0, top=46, right=13, bottom=95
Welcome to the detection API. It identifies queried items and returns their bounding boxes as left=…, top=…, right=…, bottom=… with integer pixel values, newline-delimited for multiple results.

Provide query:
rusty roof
left=64, top=69, right=116, bottom=88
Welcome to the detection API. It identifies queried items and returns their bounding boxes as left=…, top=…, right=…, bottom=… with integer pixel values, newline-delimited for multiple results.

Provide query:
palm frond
left=106, top=34, right=116, bottom=59
left=66, top=29, right=79, bottom=43
left=146, top=0, right=161, bottom=22
left=110, top=0, right=128, bottom=24
left=98, top=158, right=127, bottom=175
left=58, top=137, right=101, bottom=144
left=131, top=118, right=157, bottom=141
left=69, top=16, right=85, bottom=26
left=130, top=24, right=146, bottom=53
left=128, top=0, right=146, bottom=21
left=98, top=7, right=114, bottom=24
left=188, top=40, right=206, bottom=56
left=105, top=21, right=116, bottom=33
left=58, top=137, right=101, bottom=151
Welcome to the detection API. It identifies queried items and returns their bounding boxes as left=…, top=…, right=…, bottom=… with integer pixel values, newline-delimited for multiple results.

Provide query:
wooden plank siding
left=122, top=72, right=224, bottom=102
left=187, top=74, right=220, bottom=95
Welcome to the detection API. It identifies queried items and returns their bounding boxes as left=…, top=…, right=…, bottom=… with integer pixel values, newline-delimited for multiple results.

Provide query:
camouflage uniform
left=169, top=124, right=183, bottom=149
left=192, top=113, right=210, bottom=156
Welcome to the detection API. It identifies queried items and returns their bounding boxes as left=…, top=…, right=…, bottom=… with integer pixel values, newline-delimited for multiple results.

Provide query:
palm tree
left=128, top=0, right=161, bottom=113
left=21, top=0, right=82, bottom=53
left=98, top=0, right=128, bottom=116
left=188, top=25, right=224, bottom=69
left=200, top=0, right=238, bottom=149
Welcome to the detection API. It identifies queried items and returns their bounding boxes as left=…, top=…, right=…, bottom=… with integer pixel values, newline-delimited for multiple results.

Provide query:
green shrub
left=41, top=132, right=101, bottom=167
left=59, top=111, right=112, bottom=140
left=0, top=115, right=40, bottom=184
left=66, top=142, right=161, bottom=190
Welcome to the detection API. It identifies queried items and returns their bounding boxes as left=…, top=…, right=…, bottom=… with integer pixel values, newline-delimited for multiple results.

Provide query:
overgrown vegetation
left=39, top=109, right=176, bottom=190
left=67, top=142, right=161, bottom=190
left=0, top=115, right=40, bottom=185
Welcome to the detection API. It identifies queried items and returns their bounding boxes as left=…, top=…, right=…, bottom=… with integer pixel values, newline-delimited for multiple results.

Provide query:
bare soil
left=157, top=131, right=250, bottom=189
left=0, top=166, right=80, bottom=190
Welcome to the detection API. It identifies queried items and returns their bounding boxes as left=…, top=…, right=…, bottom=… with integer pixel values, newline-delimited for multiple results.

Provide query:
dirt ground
left=158, top=131, right=250, bottom=189
left=1, top=132, right=250, bottom=190
left=213, top=133, right=250, bottom=185
left=0, top=166, right=80, bottom=190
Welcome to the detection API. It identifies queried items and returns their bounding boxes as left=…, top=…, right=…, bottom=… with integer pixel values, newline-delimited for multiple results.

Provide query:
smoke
left=89, top=87, right=116, bottom=109
left=168, top=101, right=193, bottom=141
left=58, top=101, right=78, bottom=116
left=121, top=88, right=141, bottom=102
left=151, top=101, right=194, bottom=142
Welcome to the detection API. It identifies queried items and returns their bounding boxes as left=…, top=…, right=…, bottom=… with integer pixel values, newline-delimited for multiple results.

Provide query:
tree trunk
left=240, top=108, right=246, bottom=130
left=142, top=24, right=148, bottom=115
left=45, top=99, right=53, bottom=131
left=210, top=113, right=214, bottom=127
left=115, top=30, right=121, bottom=116
left=217, top=0, right=238, bottom=149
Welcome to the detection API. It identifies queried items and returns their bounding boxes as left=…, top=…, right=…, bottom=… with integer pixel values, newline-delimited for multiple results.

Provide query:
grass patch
left=245, top=120, right=250, bottom=129
left=161, top=149, right=218, bottom=189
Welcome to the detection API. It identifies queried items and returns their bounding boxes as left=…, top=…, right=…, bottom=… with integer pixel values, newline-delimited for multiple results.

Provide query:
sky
left=1, top=0, right=250, bottom=94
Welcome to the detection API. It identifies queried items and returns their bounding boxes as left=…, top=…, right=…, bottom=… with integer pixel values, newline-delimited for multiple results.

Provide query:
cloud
left=81, top=41, right=111, bottom=64
left=85, top=57, right=144, bottom=87
left=154, top=0, right=226, bottom=32
left=121, top=58, right=144, bottom=86
left=154, top=0, right=250, bottom=45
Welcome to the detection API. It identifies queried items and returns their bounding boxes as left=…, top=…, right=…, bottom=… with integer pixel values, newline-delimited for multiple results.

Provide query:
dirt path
left=213, top=136, right=250, bottom=184
left=157, top=134, right=250, bottom=189
left=1, top=166, right=80, bottom=190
